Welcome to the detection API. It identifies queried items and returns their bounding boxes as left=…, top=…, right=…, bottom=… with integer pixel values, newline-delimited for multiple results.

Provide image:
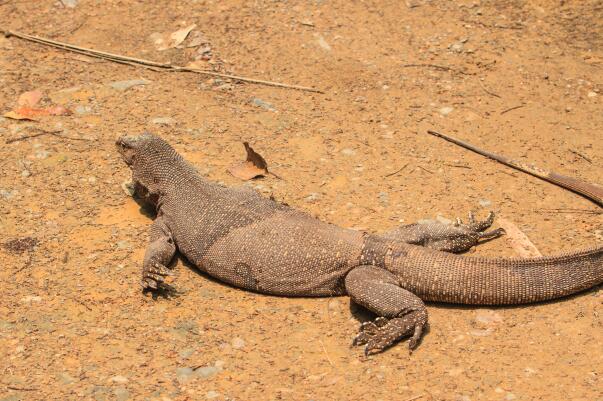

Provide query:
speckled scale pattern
left=117, top=133, right=603, bottom=354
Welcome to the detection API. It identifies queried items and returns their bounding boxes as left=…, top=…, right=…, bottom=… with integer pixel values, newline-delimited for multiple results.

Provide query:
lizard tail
left=385, top=243, right=603, bottom=305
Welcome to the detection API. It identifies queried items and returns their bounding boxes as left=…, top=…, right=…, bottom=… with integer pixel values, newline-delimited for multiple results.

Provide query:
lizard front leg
left=380, top=211, right=505, bottom=253
left=141, top=215, right=176, bottom=289
left=345, top=265, right=428, bottom=355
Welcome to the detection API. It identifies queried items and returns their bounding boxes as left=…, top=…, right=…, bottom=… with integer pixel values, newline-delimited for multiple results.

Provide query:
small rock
left=58, top=372, right=77, bottom=384
left=214, top=360, right=225, bottom=369
left=21, top=170, right=31, bottom=178
left=35, top=150, right=50, bottom=159
left=315, top=34, right=332, bottom=51
left=75, top=105, right=92, bottom=115
left=439, top=106, right=454, bottom=116
left=587, top=91, right=597, bottom=98
left=21, top=296, right=42, bottom=303
left=478, top=199, right=491, bottom=207
left=0, top=189, right=18, bottom=199
left=474, top=309, right=503, bottom=326
left=456, top=396, right=471, bottom=401
left=505, top=393, right=516, bottom=401
left=178, top=348, right=194, bottom=359
left=116, top=240, right=130, bottom=250
left=450, top=42, right=464, bottom=52
left=232, top=337, right=246, bottom=349
left=341, top=148, right=356, bottom=156
left=61, top=0, right=78, bottom=8
left=378, top=192, right=389, bottom=206
left=251, top=98, right=276, bottom=112
left=305, top=193, right=320, bottom=202
left=114, top=387, right=130, bottom=401
left=196, top=366, right=219, bottom=379
left=175, top=367, right=195, bottom=382
left=109, top=79, right=150, bottom=91
left=110, top=375, right=129, bottom=384
left=206, top=391, right=220, bottom=399
left=151, top=117, right=176, bottom=126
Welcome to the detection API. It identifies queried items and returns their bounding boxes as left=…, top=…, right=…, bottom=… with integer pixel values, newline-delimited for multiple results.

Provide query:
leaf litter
left=4, top=90, right=71, bottom=121
left=228, top=142, right=270, bottom=180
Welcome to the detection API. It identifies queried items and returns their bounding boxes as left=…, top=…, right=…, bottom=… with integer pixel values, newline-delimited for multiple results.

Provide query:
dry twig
left=477, top=79, right=501, bottom=98
left=402, top=63, right=474, bottom=75
left=6, top=128, right=89, bottom=144
left=0, top=28, right=323, bottom=93
left=569, top=149, right=592, bottom=164
left=500, top=104, right=525, bottom=115
left=384, top=163, right=409, bottom=177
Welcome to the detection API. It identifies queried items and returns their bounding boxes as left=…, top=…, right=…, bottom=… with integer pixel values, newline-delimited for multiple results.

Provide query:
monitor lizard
left=116, top=133, right=602, bottom=355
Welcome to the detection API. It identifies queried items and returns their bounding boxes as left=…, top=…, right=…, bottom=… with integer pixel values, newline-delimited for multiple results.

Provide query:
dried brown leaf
left=4, top=91, right=71, bottom=120
left=228, top=142, right=269, bottom=180
left=497, top=218, right=542, bottom=258
left=151, top=24, right=197, bottom=51
left=17, top=90, right=43, bottom=107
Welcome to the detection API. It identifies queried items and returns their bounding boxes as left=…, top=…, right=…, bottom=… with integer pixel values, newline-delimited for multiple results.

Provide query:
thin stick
left=500, top=104, right=525, bottom=115
left=6, top=128, right=89, bottom=144
left=426, top=130, right=603, bottom=207
left=402, top=395, right=425, bottom=401
left=417, top=165, right=434, bottom=174
left=477, top=79, right=501, bottom=98
left=1, top=28, right=323, bottom=93
left=384, top=163, right=409, bottom=177
left=569, top=149, right=592, bottom=164
left=402, top=63, right=474, bottom=76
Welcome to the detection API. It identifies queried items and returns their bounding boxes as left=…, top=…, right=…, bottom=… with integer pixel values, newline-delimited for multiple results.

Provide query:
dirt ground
left=1, top=0, right=602, bottom=400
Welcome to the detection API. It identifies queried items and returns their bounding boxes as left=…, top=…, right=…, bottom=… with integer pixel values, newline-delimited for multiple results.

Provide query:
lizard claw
left=141, top=261, right=174, bottom=290
left=353, top=312, right=427, bottom=355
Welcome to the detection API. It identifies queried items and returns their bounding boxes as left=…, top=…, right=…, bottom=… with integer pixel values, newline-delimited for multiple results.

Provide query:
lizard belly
left=199, top=212, right=364, bottom=296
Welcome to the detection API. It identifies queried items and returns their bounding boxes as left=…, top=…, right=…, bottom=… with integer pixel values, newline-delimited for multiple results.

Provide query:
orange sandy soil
left=0, top=1, right=602, bottom=400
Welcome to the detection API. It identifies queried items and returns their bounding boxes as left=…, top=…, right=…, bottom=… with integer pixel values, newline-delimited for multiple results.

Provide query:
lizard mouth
left=116, top=135, right=137, bottom=166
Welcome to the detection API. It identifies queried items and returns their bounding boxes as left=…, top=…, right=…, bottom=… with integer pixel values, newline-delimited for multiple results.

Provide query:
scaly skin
left=117, top=133, right=603, bottom=355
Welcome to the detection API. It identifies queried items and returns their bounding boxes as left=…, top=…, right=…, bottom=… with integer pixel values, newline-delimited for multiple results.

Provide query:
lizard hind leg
left=345, top=265, right=428, bottom=355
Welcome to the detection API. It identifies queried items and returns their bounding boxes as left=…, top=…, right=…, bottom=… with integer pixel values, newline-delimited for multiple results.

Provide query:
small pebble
left=478, top=199, right=491, bottom=207
left=109, top=79, right=150, bottom=91
left=110, top=375, right=129, bottom=384
left=61, top=0, right=78, bottom=7
left=114, top=387, right=130, bottom=401
left=341, top=148, right=356, bottom=156
left=197, top=366, right=219, bottom=379
left=251, top=98, right=276, bottom=112
left=206, top=390, right=220, bottom=399
left=151, top=117, right=176, bottom=126
left=439, top=106, right=454, bottom=116
left=305, top=193, right=320, bottom=202
left=175, top=367, right=195, bottom=382
left=232, top=337, right=246, bottom=349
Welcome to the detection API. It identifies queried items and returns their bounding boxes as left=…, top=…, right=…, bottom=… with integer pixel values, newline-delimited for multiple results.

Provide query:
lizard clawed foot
left=352, top=311, right=427, bottom=355
left=141, top=261, right=174, bottom=290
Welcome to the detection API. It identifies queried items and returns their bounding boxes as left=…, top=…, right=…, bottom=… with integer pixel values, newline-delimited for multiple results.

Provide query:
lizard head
left=116, top=132, right=184, bottom=203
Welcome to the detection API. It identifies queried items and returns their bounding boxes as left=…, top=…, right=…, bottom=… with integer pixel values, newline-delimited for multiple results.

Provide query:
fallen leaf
left=150, top=24, right=197, bottom=51
left=228, top=142, right=269, bottom=180
left=17, top=90, right=43, bottom=107
left=4, top=90, right=71, bottom=120
left=3, top=110, right=37, bottom=121
left=497, top=218, right=542, bottom=257
left=171, top=24, right=197, bottom=48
